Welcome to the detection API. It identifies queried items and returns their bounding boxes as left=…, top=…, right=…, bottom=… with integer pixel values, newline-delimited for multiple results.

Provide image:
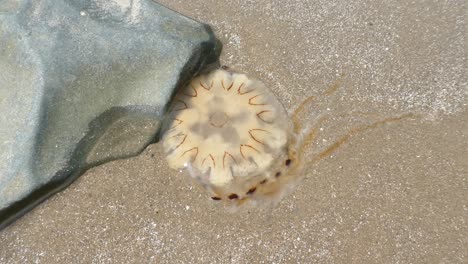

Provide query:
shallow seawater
left=0, top=0, right=466, bottom=263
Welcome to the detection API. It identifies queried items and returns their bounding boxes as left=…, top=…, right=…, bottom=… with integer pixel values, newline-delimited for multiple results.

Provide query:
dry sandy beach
left=1, top=0, right=466, bottom=263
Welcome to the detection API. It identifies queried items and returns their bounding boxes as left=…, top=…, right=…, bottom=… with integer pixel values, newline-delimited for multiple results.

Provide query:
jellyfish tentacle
left=291, top=76, right=346, bottom=133
left=301, top=110, right=407, bottom=153
left=306, top=114, right=417, bottom=166
left=332, top=111, right=384, bottom=121
left=321, top=77, right=344, bottom=96
left=297, top=110, right=383, bottom=143
left=299, top=115, right=329, bottom=152
left=292, top=78, right=343, bottom=118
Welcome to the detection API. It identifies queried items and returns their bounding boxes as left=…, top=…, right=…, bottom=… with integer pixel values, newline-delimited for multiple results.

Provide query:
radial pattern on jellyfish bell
left=161, top=68, right=292, bottom=198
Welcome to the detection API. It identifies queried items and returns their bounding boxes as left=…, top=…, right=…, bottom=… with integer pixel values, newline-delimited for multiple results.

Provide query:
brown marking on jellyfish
left=284, top=151, right=304, bottom=182
left=211, top=196, right=222, bottom=201
left=239, top=144, right=260, bottom=160
left=256, top=110, right=272, bottom=123
left=260, top=179, right=268, bottom=184
left=169, top=132, right=184, bottom=138
left=223, top=151, right=238, bottom=169
left=285, top=159, right=292, bottom=166
left=221, top=80, right=234, bottom=91
left=275, top=172, right=281, bottom=177
left=202, top=154, right=216, bottom=168
left=228, top=193, right=239, bottom=200
left=172, top=99, right=188, bottom=111
left=168, top=118, right=183, bottom=130
left=172, top=134, right=187, bottom=150
left=183, top=84, right=198, bottom=97
left=248, top=128, right=269, bottom=146
left=246, top=187, right=257, bottom=195
left=237, top=83, right=253, bottom=95
left=181, top=147, right=198, bottom=162
left=248, top=94, right=266, bottom=106
left=200, top=80, right=213, bottom=91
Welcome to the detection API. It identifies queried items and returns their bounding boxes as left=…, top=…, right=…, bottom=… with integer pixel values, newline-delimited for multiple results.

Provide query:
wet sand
left=1, top=0, right=466, bottom=263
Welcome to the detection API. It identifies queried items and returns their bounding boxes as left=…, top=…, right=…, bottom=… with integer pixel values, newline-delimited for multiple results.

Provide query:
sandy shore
left=1, top=0, right=466, bottom=263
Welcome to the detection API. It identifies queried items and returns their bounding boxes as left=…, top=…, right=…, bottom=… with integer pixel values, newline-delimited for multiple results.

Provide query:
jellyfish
left=161, top=67, right=413, bottom=206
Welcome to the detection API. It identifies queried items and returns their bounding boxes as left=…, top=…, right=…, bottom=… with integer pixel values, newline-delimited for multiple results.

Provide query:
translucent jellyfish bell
left=161, top=68, right=299, bottom=204
left=161, top=67, right=416, bottom=206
